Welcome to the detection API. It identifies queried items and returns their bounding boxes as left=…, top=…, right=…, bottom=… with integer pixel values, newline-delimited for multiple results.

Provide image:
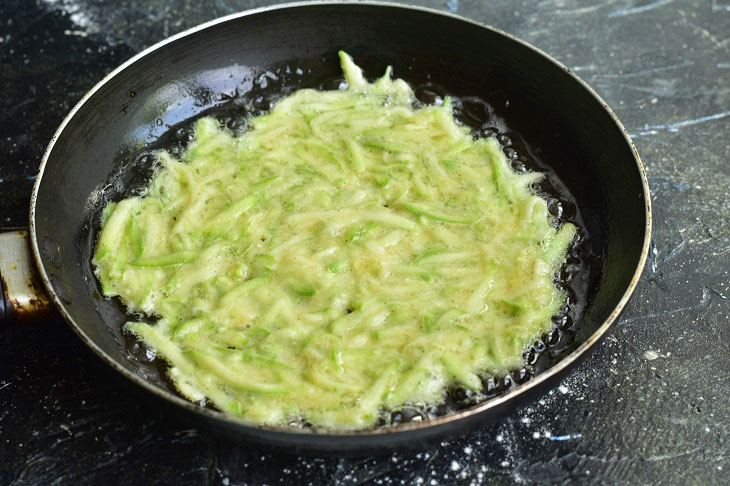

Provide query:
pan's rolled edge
left=0, top=229, right=55, bottom=323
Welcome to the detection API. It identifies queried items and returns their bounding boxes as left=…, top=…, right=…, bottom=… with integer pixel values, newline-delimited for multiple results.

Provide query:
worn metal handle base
left=0, top=229, right=54, bottom=323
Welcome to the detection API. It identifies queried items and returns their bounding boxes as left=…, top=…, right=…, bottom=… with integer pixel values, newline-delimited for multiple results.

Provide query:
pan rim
left=30, top=0, right=652, bottom=440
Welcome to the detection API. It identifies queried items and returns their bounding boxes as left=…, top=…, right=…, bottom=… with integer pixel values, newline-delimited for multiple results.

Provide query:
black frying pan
left=1, top=2, right=650, bottom=454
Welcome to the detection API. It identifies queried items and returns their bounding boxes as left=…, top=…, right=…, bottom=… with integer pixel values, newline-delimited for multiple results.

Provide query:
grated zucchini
left=93, top=51, right=576, bottom=429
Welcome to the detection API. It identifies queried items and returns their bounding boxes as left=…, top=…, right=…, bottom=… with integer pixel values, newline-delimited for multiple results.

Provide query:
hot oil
left=96, top=70, right=597, bottom=429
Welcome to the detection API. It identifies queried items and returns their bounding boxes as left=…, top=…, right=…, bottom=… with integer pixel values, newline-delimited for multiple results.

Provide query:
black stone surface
left=1, top=0, right=729, bottom=484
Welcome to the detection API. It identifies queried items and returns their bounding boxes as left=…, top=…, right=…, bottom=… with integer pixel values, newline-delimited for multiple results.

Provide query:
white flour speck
left=41, top=0, right=99, bottom=34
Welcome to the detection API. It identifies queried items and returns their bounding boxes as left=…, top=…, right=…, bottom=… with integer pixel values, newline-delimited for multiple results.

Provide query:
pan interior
left=33, top=4, right=647, bottom=436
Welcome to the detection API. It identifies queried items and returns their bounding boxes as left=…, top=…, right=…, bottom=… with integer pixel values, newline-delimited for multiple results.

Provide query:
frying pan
left=0, top=2, right=650, bottom=454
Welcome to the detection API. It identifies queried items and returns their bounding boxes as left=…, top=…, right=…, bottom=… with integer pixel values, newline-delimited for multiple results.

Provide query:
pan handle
left=0, top=229, right=55, bottom=323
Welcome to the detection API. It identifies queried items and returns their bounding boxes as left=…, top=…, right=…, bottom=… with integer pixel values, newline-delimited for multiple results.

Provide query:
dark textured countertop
left=1, top=1, right=729, bottom=484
